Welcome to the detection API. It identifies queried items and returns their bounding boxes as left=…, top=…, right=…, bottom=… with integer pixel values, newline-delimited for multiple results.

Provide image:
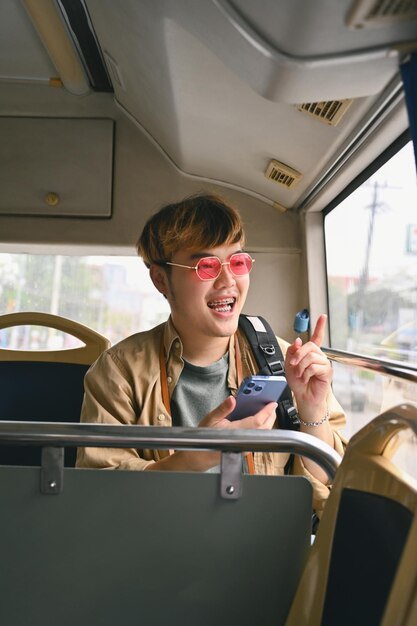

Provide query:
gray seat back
left=0, top=466, right=312, bottom=626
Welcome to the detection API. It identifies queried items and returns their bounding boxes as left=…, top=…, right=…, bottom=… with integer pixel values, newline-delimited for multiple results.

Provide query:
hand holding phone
left=228, top=375, right=287, bottom=421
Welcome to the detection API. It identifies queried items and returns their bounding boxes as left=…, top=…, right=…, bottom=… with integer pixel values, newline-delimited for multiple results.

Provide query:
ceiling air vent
left=346, top=0, right=417, bottom=28
left=265, top=160, right=302, bottom=189
left=297, top=100, right=353, bottom=126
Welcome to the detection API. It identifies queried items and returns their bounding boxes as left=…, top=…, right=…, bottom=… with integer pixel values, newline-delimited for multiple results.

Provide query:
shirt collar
left=163, top=316, right=183, bottom=359
left=162, top=316, right=239, bottom=391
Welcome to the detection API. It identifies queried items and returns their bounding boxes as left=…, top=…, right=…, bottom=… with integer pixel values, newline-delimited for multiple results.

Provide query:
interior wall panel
left=0, top=117, right=114, bottom=217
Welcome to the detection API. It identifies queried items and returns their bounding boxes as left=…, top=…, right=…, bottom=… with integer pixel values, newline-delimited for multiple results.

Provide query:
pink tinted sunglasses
left=165, top=252, right=255, bottom=281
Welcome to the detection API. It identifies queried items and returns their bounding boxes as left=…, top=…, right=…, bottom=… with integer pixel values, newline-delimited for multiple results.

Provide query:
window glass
left=332, top=362, right=417, bottom=480
left=325, top=140, right=417, bottom=443
left=0, top=254, right=170, bottom=348
left=326, top=141, right=417, bottom=359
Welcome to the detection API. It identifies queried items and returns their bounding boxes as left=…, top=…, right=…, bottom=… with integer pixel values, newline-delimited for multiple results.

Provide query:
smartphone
left=228, top=375, right=287, bottom=421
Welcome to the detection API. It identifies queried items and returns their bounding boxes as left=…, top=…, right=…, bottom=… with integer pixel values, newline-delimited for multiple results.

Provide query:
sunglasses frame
left=164, top=252, right=255, bottom=281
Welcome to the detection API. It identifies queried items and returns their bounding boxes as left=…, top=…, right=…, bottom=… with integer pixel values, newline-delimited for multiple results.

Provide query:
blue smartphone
left=228, top=375, right=287, bottom=421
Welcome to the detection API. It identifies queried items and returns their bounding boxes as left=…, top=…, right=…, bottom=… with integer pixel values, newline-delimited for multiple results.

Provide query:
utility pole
left=357, top=182, right=380, bottom=300
left=354, top=181, right=395, bottom=339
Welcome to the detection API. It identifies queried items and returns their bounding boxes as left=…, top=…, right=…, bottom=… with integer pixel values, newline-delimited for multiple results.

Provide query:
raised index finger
left=310, top=314, right=327, bottom=347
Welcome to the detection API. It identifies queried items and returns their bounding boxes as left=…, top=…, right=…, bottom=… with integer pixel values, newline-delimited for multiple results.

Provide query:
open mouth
left=207, top=297, right=236, bottom=313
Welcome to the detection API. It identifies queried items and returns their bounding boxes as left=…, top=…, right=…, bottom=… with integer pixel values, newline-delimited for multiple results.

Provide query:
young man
left=77, top=194, right=345, bottom=513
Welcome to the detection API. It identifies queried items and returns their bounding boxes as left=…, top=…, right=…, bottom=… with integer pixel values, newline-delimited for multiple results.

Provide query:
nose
left=213, top=261, right=236, bottom=287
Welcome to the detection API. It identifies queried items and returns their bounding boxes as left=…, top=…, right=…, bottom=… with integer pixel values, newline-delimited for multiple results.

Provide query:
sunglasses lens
left=195, top=254, right=253, bottom=280
left=230, top=253, right=253, bottom=275
left=196, top=257, right=222, bottom=280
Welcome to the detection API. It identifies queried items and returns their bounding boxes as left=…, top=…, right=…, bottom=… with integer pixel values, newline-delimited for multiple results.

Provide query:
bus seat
left=0, top=464, right=312, bottom=626
left=0, top=312, right=110, bottom=467
left=285, top=403, right=417, bottom=626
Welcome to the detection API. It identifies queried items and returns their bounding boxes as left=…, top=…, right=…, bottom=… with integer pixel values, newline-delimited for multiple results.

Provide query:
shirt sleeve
left=292, top=388, right=347, bottom=516
left=76, top=351, right=156, bottom=471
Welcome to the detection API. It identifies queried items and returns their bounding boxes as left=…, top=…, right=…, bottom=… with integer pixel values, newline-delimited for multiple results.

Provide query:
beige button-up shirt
left=77, top=317, right=346, bottom=513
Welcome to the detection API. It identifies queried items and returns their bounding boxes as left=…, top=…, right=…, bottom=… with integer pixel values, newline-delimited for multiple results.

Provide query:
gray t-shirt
left=171, top=353, right=230, bottom=428
left=170, top=353, right=249, bottom=474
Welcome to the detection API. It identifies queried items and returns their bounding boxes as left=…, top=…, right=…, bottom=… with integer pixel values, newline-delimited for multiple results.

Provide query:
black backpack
left=238, top=314, right=300, bottom=431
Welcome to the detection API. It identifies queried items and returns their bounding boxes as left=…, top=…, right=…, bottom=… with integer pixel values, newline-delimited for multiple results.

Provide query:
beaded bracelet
left=299, top=408, right=329, bottom=427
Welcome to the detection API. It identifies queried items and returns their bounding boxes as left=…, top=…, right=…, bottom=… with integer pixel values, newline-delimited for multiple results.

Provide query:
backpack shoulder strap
left=238, top=314, right=300, bottom=430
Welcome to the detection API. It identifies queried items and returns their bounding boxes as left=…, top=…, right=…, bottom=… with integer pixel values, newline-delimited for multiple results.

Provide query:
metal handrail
left=0, top=421, right=341, bottom=480
left=323, top=347, right=417, bottom=383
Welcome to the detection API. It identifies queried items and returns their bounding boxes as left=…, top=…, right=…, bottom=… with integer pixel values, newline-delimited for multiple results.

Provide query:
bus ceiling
left=1, top=0, right=416, bottom=213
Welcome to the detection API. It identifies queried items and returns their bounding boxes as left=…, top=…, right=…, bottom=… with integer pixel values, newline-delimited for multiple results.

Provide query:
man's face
left=155, top=242, right=250, bottom=343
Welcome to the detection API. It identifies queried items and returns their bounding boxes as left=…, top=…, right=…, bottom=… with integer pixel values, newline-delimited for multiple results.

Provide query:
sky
left=325, top=141, right=417, bottom=279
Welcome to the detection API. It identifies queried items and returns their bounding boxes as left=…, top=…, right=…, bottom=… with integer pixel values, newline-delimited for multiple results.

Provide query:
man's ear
left=150, top=264, right=169, bottom=296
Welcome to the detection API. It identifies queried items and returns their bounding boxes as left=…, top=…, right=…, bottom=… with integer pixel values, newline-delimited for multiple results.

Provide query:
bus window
left=0, top=254, right=170, bottom=348
left=325, top=140, right=417, bottom=365
left=325, top=140, right=417, bottom=474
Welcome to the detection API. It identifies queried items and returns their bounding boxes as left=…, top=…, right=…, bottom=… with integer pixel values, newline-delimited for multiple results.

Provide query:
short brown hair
left=137, top=194, right=245, bottom=266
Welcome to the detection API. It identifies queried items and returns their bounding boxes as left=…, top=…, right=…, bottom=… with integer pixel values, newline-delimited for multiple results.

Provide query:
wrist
left=296, top=397, right=326, bottom=414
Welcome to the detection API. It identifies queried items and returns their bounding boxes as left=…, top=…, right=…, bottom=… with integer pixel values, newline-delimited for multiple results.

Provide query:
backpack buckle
left=269, top=359, right=285, bottom=376
left=260, top=343, right=276, bottom=356
left=285, top=403, right=300, bottom=426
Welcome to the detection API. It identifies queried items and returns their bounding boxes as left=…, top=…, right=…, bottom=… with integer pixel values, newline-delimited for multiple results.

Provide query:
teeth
left=207, top=297, right=235, bottom=312
left=208, top=298, right=234, bottom=305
